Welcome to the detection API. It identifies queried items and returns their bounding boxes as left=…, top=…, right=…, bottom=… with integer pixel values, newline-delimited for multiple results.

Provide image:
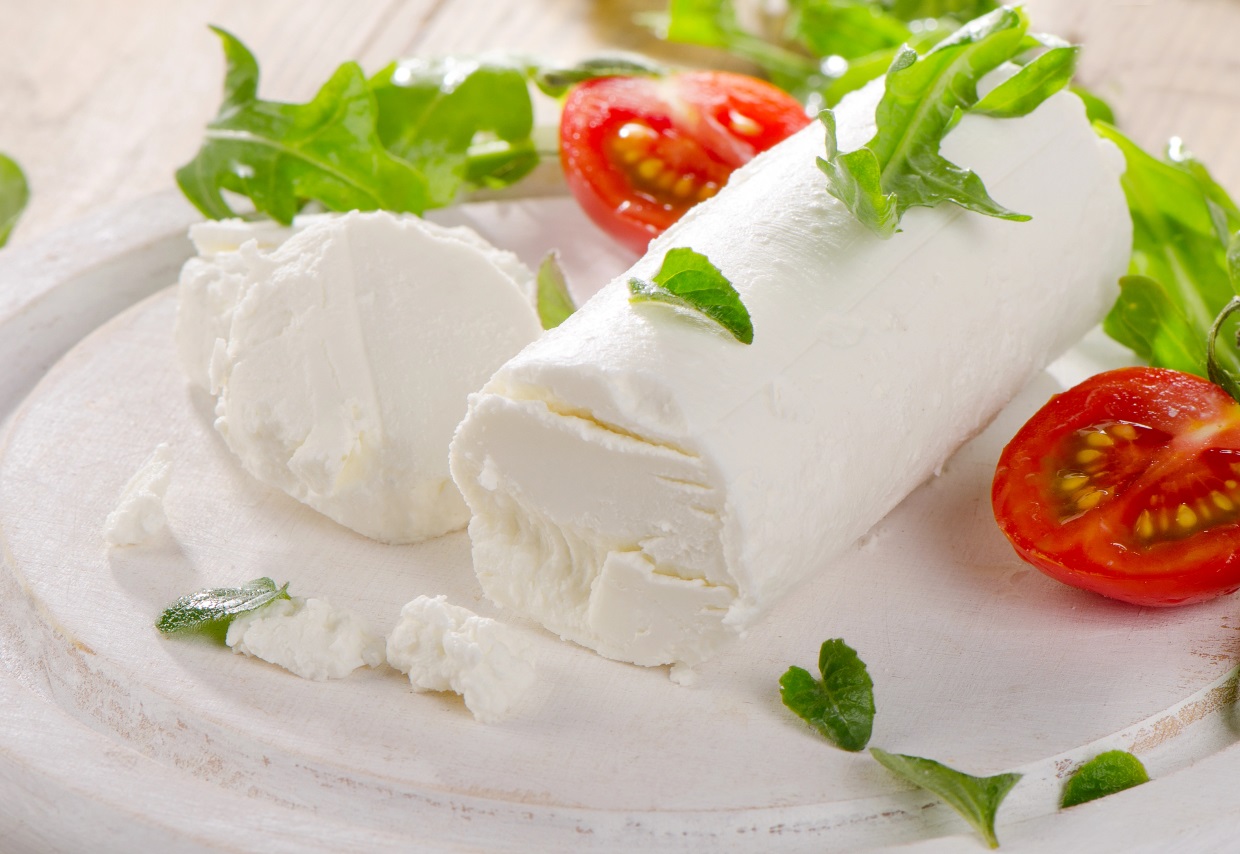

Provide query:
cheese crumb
left=386, top=595, right=535, bottom=724
left=226, top=597, right=385, bottom=681
left=103, top=443, right=173, bottom=546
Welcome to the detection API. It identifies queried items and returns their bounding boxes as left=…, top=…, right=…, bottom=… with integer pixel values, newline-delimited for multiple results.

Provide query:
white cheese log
left=449, top=80, right=1132, bottom=667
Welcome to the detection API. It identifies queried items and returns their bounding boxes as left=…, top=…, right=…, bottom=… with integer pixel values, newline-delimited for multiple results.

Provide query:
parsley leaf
left=819, top=7, right=1074, bottom=238
left=1098, top=124, right=1240, bottom=382
left=177, top=27, right=431, bottom=223
left=156, top=577, right=290, bottom=636
left=779, top=638, right=875, bottom=751
left=628, top=247, right=753, bottom=344
left=536, top=251, right=577, bottom=329
left=871, top=748, right=1021, bottom=848
left=0, top=152, right=29, bottom=248
left=1060, top=750, right=1149, bottom=809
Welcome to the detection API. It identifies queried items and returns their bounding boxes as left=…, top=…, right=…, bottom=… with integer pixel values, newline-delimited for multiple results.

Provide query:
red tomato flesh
left=559, top=71, right=812, bottom=253
left=992, top=367, right=1240, bottom=606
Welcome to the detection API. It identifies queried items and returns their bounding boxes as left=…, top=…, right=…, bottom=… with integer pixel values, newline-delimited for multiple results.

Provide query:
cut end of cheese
left=450, top=79, right=1132, bottom=667
left=176, top=211, right=542, bottom=544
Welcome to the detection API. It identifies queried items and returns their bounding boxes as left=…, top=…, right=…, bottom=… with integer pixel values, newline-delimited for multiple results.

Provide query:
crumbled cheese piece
left=449, top=77, right=1132, bottom=667
left=175, top=210, right=541, bottom=544
left=226, top=597, right=385, bottom=681
left=386, top=595, right=536, bottom=724
left=103, top=443, right=173, bottom=546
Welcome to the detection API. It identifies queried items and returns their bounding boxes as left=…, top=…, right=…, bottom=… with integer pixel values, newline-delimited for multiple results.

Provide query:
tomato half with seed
left=992, top=367, right=1240, bottom=607
left=559, top=71, right=811, bottom=253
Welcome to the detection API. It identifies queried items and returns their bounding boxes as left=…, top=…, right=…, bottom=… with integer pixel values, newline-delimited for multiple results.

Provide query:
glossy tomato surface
left=559, top=71, right=811, bottom=253
left=992, top=367, right=1240, bottom=606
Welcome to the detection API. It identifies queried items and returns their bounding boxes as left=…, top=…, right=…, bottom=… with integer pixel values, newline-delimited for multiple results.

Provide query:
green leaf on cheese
left=628, top=247, right=753, bottom=344
left=536, top=251, right=577, bottom=329
left=818, top=7, right=1075, bottom=237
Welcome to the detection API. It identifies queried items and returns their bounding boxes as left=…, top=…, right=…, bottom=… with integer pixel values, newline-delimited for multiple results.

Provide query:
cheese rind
left=176, top=211, right=541, bottom=544
left=450, top=79, right=1132, bottom=667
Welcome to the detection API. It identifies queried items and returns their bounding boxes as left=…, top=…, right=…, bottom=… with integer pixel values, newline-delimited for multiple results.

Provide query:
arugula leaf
left=369, top=57, right=537, bottom=204
left=1070, top=85, right=1115, bottom=125
left=533, top=54, right=666, bottom=98
left=973, top=40, right=1079, bottom=118
left=871, top=748, right=1021, bottom=848
left=819, top=7, right=1073, bottom=238
left=178, top=27, right=430, bottom=223
left=0, top=152, right=29, bottom=247
left=779, top=638, right=875, bottom=751
left=536, top=251, right=577, bottom=329
left=628, top=247, right=753, bottom=344
left=1097, top=124, right=1240, bottom=381
left=1060, top=750, right=1149, bottom=808
left=651, top=0, right=1001, bottom=108
left=157, top=577, right=290, bottom=635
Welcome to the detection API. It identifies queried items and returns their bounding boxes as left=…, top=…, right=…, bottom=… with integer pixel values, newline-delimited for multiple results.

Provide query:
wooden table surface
left=0, top=0, right=1237, bottom=246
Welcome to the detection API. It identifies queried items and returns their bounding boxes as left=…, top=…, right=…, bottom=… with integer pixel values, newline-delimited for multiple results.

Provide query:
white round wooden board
left=2, top=194, right=1240, bottom=852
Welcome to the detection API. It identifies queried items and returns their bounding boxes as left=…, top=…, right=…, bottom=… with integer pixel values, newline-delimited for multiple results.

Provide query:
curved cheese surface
left=449, top=79, right=1132, bottom=667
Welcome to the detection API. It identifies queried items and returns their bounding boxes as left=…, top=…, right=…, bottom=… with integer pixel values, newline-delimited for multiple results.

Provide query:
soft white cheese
left=226, top=596, right=385, bottom=681
left=449, top=79, right=1133, bottom=667
left=103, top=443, right=173, bottom=546
left=176, top=211, right=542, bottom=544
left=386, top=595, right=536, bottom=724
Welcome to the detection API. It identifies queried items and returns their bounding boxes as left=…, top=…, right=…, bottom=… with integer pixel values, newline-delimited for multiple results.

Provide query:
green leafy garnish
left=156, top=577, right=290, bottom=636
left=0, top=152, right=29, bottom=248
left=779, top=638, right=875, bottom=751
left=628, top=247, right=753, bottom=344
left=819, top=7, right=1075, bottom=238
left=178, top=28, right=431, bottom=223
left=1060, top=750, right=1149, bottom=809
left=178, top=29, right=546, bottom=223
left=871, top=748, right=1021, bottom=848
left=649, top=0, right=999, bottom=107
left=536, top=251, right=577, bottom=329
left=369, top=57, right=538, bottom=203
left=1098, top=124, right=1240, bottom=382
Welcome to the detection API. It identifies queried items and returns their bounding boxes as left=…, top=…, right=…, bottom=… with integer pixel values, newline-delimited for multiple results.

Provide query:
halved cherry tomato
left=559, top=71, right=811, bottom=253
left=992, top=367, right=1240, bottom=607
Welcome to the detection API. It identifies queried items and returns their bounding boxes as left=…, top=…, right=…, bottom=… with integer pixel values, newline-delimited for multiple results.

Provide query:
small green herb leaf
left=0, top=152, right=29, bottom=248
left=871, top=748, right=1021, bottom=848
left=628, top=247, right=753, bottom=344
left=536, top=251, right=577, bottom=329
left=779, top=638, right=875, bottom=751
left=1060, top=750, right=1149, bottom=808
left=157, top=577, right=290, bottom=635
left=819, top=8, right=1070, bottom=237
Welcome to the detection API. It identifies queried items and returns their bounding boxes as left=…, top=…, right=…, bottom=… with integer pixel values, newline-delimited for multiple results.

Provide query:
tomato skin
left=992, top=367, right=1240, bottom=607
left=559, top=71, right=811, bottom=254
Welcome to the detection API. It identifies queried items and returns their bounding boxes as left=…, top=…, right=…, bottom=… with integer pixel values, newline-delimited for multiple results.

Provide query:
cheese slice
left=449, top=79, right=1132, bottom=667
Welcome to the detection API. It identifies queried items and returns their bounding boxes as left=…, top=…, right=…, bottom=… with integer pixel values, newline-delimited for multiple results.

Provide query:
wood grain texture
left=0, top=0, right=1234, bottom=244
